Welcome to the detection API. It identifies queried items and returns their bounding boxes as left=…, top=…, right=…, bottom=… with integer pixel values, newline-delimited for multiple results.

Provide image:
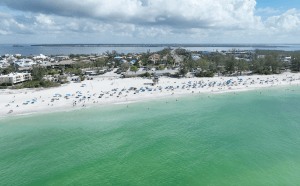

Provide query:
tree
left=197, top=59, right=209, bottom=71
left=291, top=55, right=300, bottom=71
left=31, top=66, right=46, bottom=81
left=236, top=59, right=248, bottom=75
left=225, top=55, right=237, bottom=74
left=157, top=65, right=165, bottom=70
left=167, top=55, right=175, bottom=66
left=121, top=63, right=130, bottom=71
left=130, top=66, right=137, bottom=74
left=95, top=58, right=105, bottom=68
left=179, top=66, right=188, bottom=75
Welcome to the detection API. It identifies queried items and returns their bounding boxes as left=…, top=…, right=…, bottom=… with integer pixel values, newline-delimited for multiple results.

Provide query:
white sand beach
left=1, top=72, right=300, bottom=117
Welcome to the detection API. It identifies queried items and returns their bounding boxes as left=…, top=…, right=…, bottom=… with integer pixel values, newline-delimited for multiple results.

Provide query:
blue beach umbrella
left=26, top=101, right=30, bottom=103
left=55, top=93, right=59, bottom=95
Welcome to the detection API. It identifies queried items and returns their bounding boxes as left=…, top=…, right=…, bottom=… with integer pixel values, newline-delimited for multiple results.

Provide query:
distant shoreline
left=31, top=44, right=283, bottom=48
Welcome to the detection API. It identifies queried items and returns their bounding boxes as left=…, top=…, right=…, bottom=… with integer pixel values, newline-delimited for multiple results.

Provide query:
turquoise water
left=1, top=86, right=300, bottom=185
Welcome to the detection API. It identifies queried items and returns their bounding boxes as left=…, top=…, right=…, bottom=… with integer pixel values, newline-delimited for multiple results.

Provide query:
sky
left=0, top=0, right=300, bottom=44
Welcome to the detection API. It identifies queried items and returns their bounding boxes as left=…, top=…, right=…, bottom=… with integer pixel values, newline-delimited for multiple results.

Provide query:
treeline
left=177, top=49, right=296, bottom=76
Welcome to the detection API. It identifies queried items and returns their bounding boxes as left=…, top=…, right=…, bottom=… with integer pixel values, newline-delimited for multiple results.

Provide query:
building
left=15, top=59, right=35, bottom=67
left=54, top=56, right=69, bottom=61
left=191, top=55, right=201, bottom=60
left=0, top=73, right=31, bottom=84
left=33, top=54, right=49, bottom=60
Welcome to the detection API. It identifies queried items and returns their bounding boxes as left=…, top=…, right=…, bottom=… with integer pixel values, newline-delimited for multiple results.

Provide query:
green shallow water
left=1, top=86, right=300, bottom=186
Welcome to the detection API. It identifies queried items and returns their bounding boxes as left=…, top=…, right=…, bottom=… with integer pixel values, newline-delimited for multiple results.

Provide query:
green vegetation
left=194, top=71, right=214, bottom=77
left=0, top=64, right=19, bottom=75
left=130, top=66, right=138, bottom=73
left=138, top=72, right=151, bottom=77
left=157, top=65, right=165, bottom=70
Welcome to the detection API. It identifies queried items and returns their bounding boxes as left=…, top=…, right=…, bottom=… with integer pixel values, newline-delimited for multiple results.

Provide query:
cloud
left=264, top=9, right=300, bottom=32
left=1, top=0, right=300, bottom=43
left=1, top=0, right=262, bottom=30
left=256, top=7, right=280, bottom=14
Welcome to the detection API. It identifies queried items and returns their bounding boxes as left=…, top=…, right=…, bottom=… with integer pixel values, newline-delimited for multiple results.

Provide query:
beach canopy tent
left=142, top=89, right=145, bottom=91
left=66, top=94, right=71, bottom=96
left=33, top=100, right=36, bottom=102
left=149, top=88, right=152, bottom=91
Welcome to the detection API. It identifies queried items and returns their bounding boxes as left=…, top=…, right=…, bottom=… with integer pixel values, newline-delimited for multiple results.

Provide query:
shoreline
left=1, top=72, right=299, bottom=118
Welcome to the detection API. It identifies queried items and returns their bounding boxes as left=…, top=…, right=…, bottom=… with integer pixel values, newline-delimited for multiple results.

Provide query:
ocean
left=1, top=44, right=300, bottom=56
left=1, top=86, right=300, bottom=185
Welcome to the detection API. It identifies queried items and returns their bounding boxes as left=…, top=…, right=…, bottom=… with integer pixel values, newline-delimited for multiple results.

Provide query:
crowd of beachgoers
left=1, top=72, right=300, bottom=117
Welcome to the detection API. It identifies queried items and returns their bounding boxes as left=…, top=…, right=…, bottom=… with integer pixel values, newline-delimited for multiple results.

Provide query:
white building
left=33, top=54, right=49, bottom=60
left=15, top=59, right=35, bottom=67
left=7, top=56, right=17, bottom=64
left=0, top=73, right=31, bottom=84
left=15, top=54, right=22, bottom=57
left=191, top=55, right=201, bottom=60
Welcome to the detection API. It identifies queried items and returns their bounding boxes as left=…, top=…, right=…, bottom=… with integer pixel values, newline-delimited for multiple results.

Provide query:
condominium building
left=0, top=73, right=32, bottom=84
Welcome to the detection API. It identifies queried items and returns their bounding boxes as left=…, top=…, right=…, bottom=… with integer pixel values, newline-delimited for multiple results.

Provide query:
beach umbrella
left=55, top=93, right=59, bottom=95
left=66, top=94, right=71, bottom=96
left=33, top=100, right=36, bottom=102
left=26, top=101, right=30, bottom=103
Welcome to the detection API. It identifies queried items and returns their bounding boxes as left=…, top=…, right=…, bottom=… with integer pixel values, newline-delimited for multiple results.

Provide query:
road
left=171, top=48, right=183, bottom=64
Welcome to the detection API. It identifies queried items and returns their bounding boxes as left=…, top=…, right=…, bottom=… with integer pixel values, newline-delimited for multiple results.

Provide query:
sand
left=1, top=72, right=300, bottom=117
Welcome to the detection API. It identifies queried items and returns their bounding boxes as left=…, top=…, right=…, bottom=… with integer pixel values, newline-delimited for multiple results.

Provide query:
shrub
left=194, top=71, right=214, bottom=77
left=138, top=72, right=151, bottom=77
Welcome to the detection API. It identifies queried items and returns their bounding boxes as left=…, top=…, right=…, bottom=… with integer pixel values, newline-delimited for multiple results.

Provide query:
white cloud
left=256, top=7, right=280, bottom=14
left=1, top=0, right=300, bottom=43
left=264, top=9, right=300, bottom=32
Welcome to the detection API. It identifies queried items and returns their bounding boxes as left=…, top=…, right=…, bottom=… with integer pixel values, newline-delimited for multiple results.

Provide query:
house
left=33, top=54, right=49, bottom=60
left=120, top=59, right=128, bottom=64
left=149, top=54, right=160, bottom=63
left=0, top=73, right=31, bottom=84
left=114, top=56, right=123, bottom=60
left=7, top=56, right=17, bottom=64
left=15, top=59, right=35, bottom=67
left=191, top=55, right=201, bottom=60
left=15, top=54, right=22, bottom=57
left=0, top=59, right=8, bottom=66
left=129, top=60, right=136, bottom=65
left=257, top=55, right=265, bottom=59
left=54, top=56, right=69, bottom=61
left=283, top=56, right=291, bottom=62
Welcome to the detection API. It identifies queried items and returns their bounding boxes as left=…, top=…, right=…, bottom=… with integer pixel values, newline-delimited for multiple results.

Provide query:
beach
left=1, top=72, right=300, bottom=117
